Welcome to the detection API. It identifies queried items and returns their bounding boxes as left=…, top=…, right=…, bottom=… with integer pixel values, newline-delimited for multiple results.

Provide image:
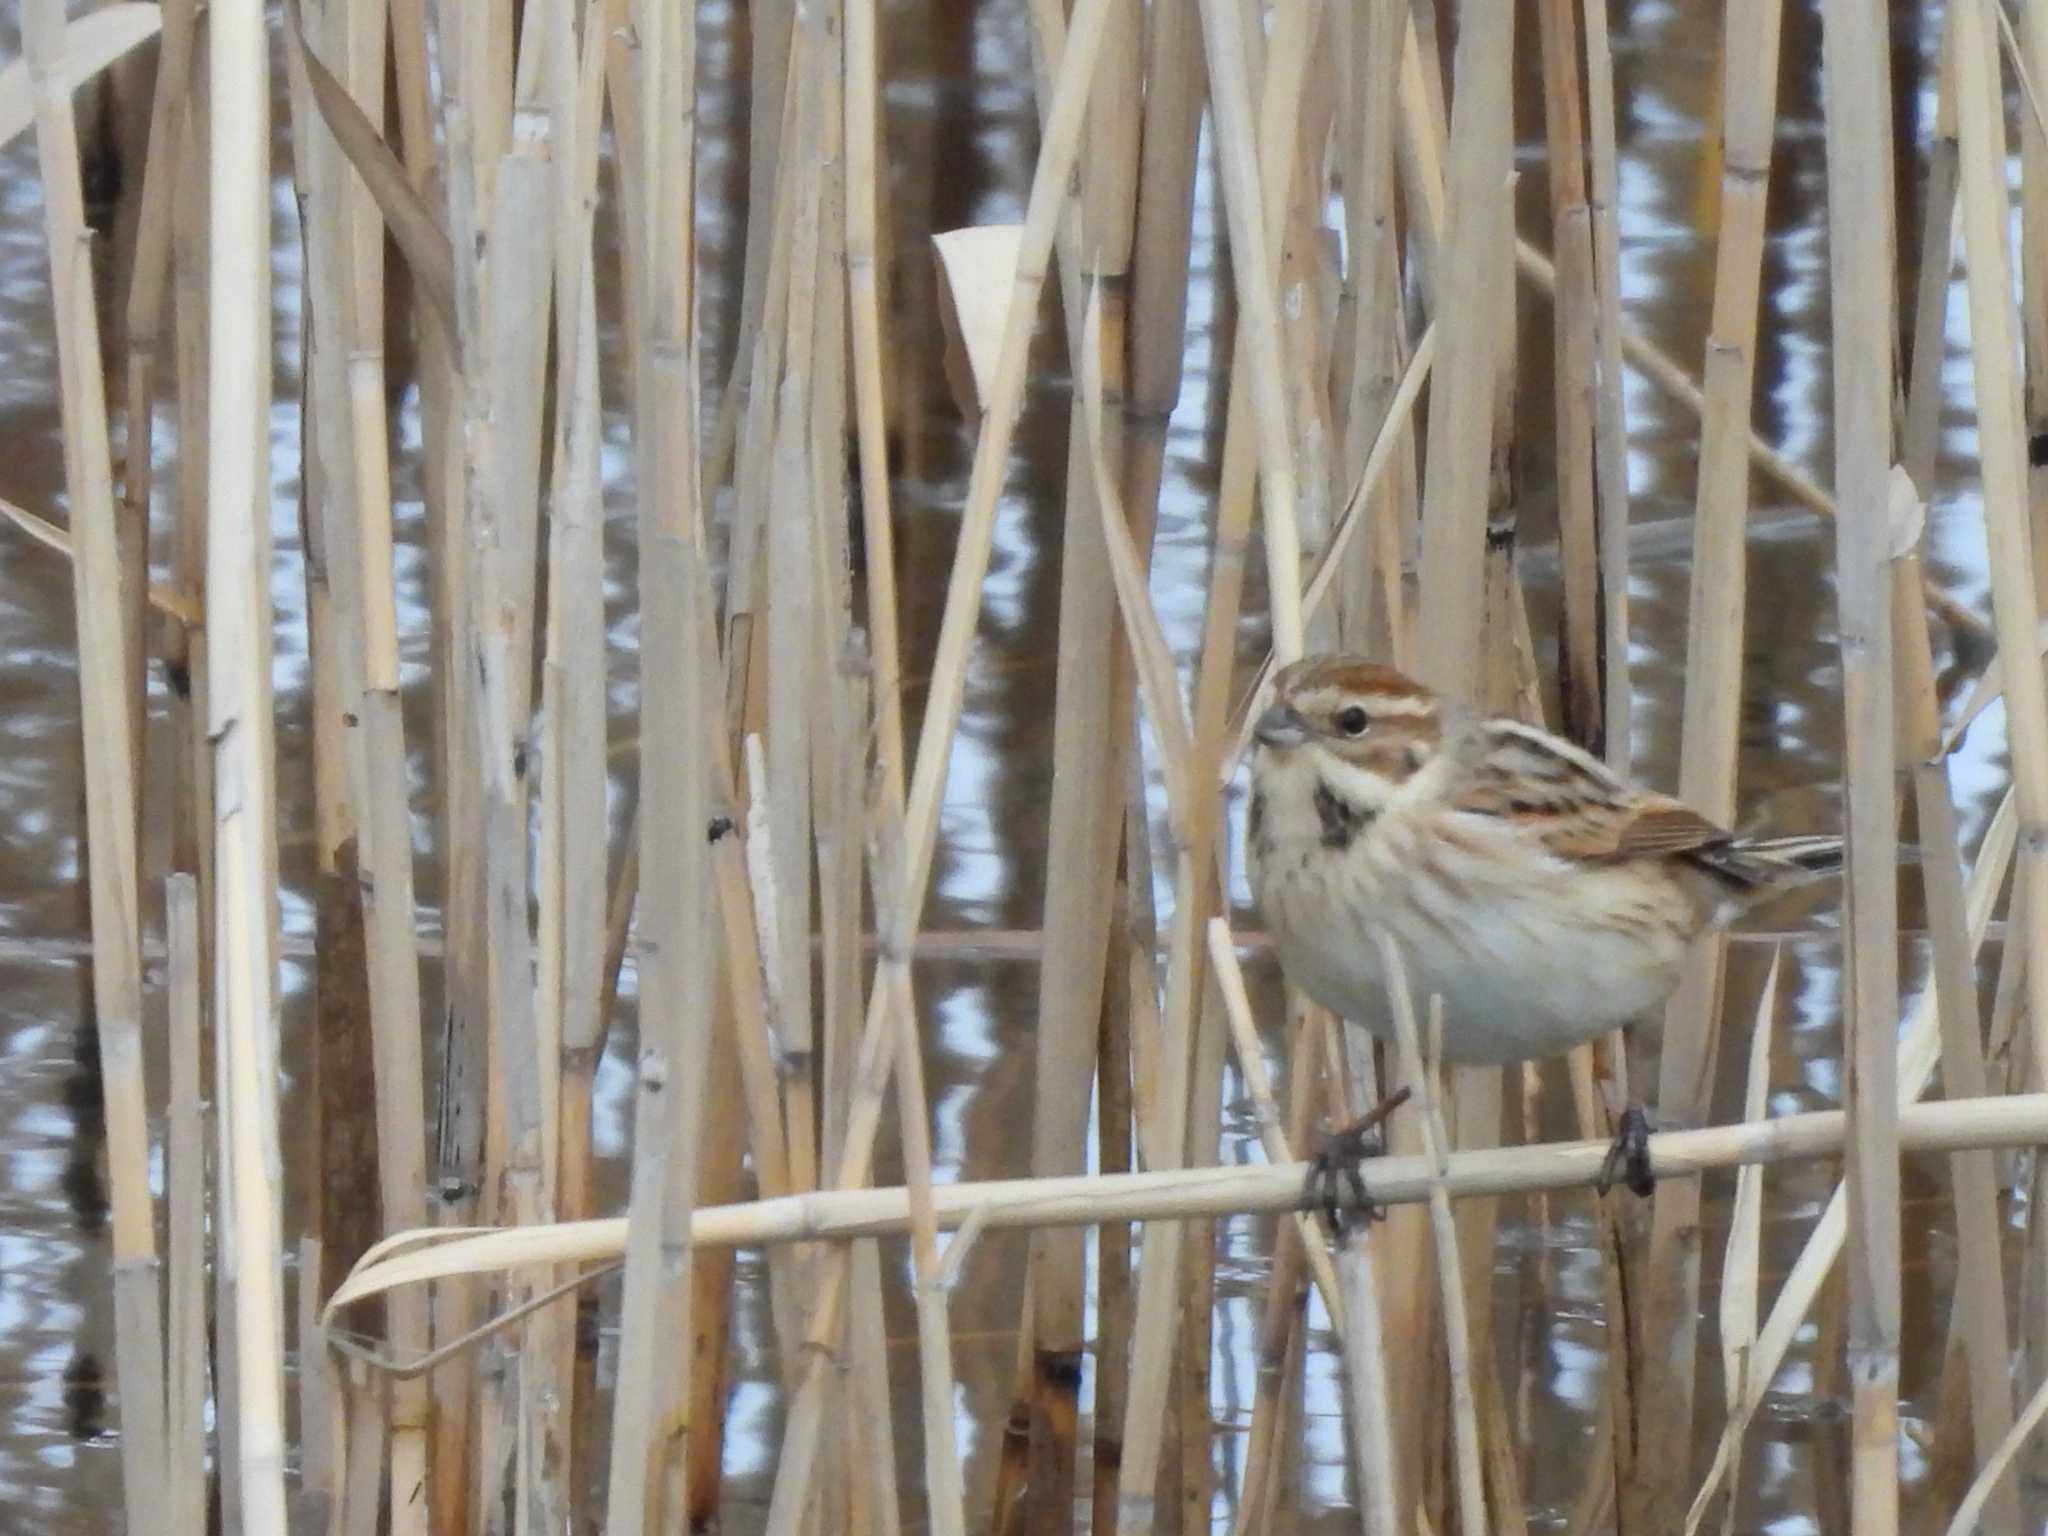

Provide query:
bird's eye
left=1336, top=705, right=1369, bottom=736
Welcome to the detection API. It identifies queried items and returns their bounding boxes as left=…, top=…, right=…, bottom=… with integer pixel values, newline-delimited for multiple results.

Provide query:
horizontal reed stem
left=328, top=1092, right=2048, bottom=1312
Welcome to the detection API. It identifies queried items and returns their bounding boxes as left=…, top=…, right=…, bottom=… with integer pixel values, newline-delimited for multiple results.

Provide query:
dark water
left=0, top=0, right=2024, bottom=1531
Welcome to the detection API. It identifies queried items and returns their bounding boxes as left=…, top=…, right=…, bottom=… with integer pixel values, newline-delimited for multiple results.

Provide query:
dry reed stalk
left=1687, top=782, right=2019, bottom=1518
left=1227, top=1154, right=1309, bottom=1536
left=847, top=1241, right=904, bottom=1535
left=1279, top=20, right=1339, bottom=611
left=729, top=0, right=795, bottom=414
left=1954, top=0, right=2048, bottom=1469
left=198, top=0, right=285, bottom=1523
left=1509, top=240, right=1815, bottom=520
left=741, top=740, right=809, bottom=1215
left=1405, top=7, right=1513, bottom=1524
left=712, top=759, right=799, bottom=1342
left=1008, top=0, right=1145, bottom=1504
left=1534, top=0, right=1603, bottom=750
left=706, top=796, right=802, bottom=1353
left=1119, top=0, right=1203, bottom=588
left=1253, top=1290, right=1310, bottom=1536
left=539, top=18, right=613, bottom=1510
left=0, top=493, right=198, bottom=620
left=1337, top=1216, right=1403, bottom=1536
left=1565, top=945, right=1641, bottom=1490
left=1902, top=7, right=1960, bottom=559
left=290, top=5, right=440, bottom=1521
left=681, top=995, right=746, bottom=1526
left=1196, top=0, right=1306, bottom=658
left=751, top=0, right=1123, bottom=1522
left=1580, top=0, right=1631, bottom=771
left=2017, top=0, right=2048, bottom=606
left=808, top=116, right=879, bottom=1528
left=605, top=459, right=717, bottom=1534
left=410, top=0, right=487, bottom=1227
left=1294, top=325, right=1436, bottom=622
left=1085, top=16, right=1205, bottom=1522
left=169, top=48, right=222, bottom=1522
left=453, top=96, right=564, bottom=1536
left=1415, top=0, right=1510, bottom=693
left=1202, top=929, right=1355, bottom=1530
left=1173, top=978, right=1230, bottom=1531
left=281, top=37, right=385, bottom=1520
left=328, top=1082, right=2048, bottom=1306
left=1390, top=4, right=1444, bottom=298
left=1926, top=1317, right=1980, bottom=1521
left=1676, top=0, right=1784, bottom=804
left=868, top=775, right=967, bottom=1536
left=1091, top=854, right=1142, bottom=1536
left=1474, top=1352, right=1528, bottom=1536
left=1241, top=1000, right=1359, bottom=1536
left=337, top=1363, right=386, bottom=1536
left=299, top=1234, right=339, bottom=1526
left=1332, top=0, right=1406, bottom=655
left=1894, top=44, right=2018, bottom=1522
left=1077, top=298, right=1193, bottom=811
left=1681, top=950, right=1781, bottom=1536
left=1207, top=922, right=1346, bottom=1322
left=603, top=0, right=713, bottom=1505
left=723, top=42, right=810, bottom=711
left=215, top=1023, right=245, bottom=1536
left=1460, top=87, right=1529, bottom=1511
left=842, top=0, right=904, bottom=806
left=167, top=874, right=209, bottom=1533
left=1944, top=1365, right=2048, bottom=1534
left=120, top=0, right=200, bottom=816
left=1140, top=0, right=1317, bottom=1067
left=23, top=2, right=167, bottom=1521
left=418, top=0, right=488, bottom=1519
left=532, top=12, right=614, bottom=1523
left=1633, top=5, right=1785, bottom=1520
left=761, top=0, right=832, bottom=1243
left=1512, top=239, right=1983, bottom=655
left=1835, top=230, right=1910, bottom=1507
left=1377, top=945, right=1484, bottom=1536
left=1108, top=9, right=1329, bottom=1520
left=0, top=6, right=163, bottom=147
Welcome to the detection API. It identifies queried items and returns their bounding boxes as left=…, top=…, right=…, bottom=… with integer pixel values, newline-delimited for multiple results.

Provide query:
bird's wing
left=1598, top=797, right=1737, bottom=861
left=1448, top=719, right=1734, bottom=864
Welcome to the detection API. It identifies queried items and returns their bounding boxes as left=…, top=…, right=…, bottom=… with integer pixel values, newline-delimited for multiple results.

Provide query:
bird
left=1245, top=653, right=1843, bottom=1213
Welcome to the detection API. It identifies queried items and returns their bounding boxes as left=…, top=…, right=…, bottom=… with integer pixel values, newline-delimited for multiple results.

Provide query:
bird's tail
left=1740, top=833, right=1846, bottom=876
left=1691, top=832, right=1844, bottom=891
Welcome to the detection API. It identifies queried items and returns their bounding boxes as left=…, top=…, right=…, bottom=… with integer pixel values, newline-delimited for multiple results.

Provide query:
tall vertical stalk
left=1820, top=3, right=1902, bottom=1528
left=1635, top=3, right=1785, bottom=1522
left=24, top=2, right=166, bottom=1522
left=200, top=0, right=285, bottom=1522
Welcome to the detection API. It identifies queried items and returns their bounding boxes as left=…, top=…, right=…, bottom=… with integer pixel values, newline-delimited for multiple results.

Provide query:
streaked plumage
left=1248, top=656, right=1842, bottom=1065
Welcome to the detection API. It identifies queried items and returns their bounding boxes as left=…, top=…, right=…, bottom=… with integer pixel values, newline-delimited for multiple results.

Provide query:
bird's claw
left=1304, top=1087, right=1412, bottom=1238
left=1596, top=1103, right=1656, bottom=1199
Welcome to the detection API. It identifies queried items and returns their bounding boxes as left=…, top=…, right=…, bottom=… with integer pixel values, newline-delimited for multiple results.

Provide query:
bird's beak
left=1254, top=702, right=1308, bottom=748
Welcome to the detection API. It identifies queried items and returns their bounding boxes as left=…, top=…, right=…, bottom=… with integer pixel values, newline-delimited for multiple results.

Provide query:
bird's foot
left=1304, top=1087, right=1412, bottom=1238
left=1596, top=1103, right=1656, bottom=1199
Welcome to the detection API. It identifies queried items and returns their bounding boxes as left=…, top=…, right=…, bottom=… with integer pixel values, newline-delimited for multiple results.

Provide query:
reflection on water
left=0, top=0, right=2023, bottom=1530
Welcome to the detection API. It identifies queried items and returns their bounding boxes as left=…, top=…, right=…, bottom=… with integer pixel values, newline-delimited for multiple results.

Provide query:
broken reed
left=8, top=1, right=2048, bottom=1534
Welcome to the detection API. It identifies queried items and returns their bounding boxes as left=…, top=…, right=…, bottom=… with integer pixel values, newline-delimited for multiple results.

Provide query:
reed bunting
left=1247, top=655, right=1842, bottom=1210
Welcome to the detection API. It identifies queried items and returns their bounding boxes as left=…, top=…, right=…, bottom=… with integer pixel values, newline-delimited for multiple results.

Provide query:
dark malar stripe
left=1313, top=779, right=1375, bottom=850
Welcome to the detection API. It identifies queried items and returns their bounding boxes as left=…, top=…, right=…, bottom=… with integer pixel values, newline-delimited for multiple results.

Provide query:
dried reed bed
left=6, top=1, right=2048, bottom=1533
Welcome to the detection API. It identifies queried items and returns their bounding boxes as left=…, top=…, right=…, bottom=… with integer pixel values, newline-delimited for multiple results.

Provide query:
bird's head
left=1252, top=655, right=1445, bottom=797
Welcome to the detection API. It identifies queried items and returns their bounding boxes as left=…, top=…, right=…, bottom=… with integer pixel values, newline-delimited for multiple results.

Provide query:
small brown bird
left=1247, top=655, right=1843, bottom=1202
